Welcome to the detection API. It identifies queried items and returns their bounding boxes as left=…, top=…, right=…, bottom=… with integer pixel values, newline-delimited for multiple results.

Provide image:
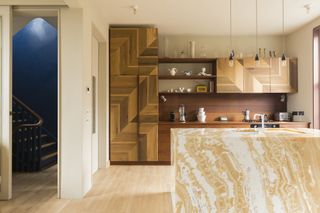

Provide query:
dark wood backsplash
left=159, top=93, right=287, bottom=122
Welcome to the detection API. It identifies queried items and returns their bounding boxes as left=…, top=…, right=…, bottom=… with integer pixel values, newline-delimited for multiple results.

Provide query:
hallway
left=0, top=166, right=173, bottom=213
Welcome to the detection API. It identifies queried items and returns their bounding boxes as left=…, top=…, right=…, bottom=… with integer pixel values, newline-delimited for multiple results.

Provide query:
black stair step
left=40, top=152, right=57, bottom=170
left=41, top=142, right=57, bottom=156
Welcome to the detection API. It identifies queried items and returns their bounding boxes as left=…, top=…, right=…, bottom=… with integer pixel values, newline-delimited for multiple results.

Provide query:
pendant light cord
left=256, top=0, right=258, bottom=55
left=230, top=0, right=232, bottom=52
left=282, top=0, right=285, bottom=54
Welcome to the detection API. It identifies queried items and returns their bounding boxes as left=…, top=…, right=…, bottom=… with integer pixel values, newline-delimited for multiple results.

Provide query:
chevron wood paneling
left=243, top=58, right=271, bottom=93
left=270, top=58, right=298, bottom=93
left=217, top=57, right=297, bottom=93
left=217, top=58, right=244, bottom=93
left=110, top=27, right=159, bottom=162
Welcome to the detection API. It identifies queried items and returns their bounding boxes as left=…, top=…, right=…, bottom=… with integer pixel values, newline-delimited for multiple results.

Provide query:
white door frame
left=92, top=24, right=107, bottom=170
left=0, top=6, right=61, bottom=200
left=0, top=5, right=12, bottom=200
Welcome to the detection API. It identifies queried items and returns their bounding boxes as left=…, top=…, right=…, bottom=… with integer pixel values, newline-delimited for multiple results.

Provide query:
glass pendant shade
left=281, top=53, right=287, bottom=66
left=255, top=53, right=260, bottom=66
left=228, top=50, right=234, bottom=67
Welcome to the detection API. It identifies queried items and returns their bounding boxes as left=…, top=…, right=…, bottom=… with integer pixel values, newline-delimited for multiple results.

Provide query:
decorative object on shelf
left=160, top=95, right=167, bottom=103
left=281, top=0, right=287, bottom=67
left=189, top=41, right=196, bottom=58
left=199, top=45, right=207, bottom=57
left=168, top=67, right=178, bottom=76
left=198, top=67, right=211, bottom=76
left=179, top=104, right=186, bottom=123
left=209, top=81, right=214, bottom=93
left=184, top=70, right=192, bottom=76
left=180, top=50, right=185, bottom=58
left=228, top=0, right=234, bottom=67
left=186, top=88, right=192, bottom=93
left=197, top=108, right=206, bottom=123
left=254, top=0, right=260, bottom=66
left=169, top=112, right=175, bottom=122
left=179, top=87, right=185, bottom=93
left=196, top=85, right=208, bottom=93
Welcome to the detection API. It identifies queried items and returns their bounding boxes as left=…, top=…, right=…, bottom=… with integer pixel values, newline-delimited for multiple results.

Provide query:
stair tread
left=41, top=152, right=57, bottom=160
left=41, top=142, right=56, bottom=148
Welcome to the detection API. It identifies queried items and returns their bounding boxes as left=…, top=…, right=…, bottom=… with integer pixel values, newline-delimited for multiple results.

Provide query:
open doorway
left=11, top=10, right=58, bottom=198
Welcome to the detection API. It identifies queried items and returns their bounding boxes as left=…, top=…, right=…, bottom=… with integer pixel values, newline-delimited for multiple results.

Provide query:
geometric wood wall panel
left=243, top=58, right=271, bottom=93
left=217, top=57, right=297, bottom=94
left=270, top=58, right=298, bottom=93
left=217, top=58, right=244, bottom=93
left=110, top=27, right=159, bottom=162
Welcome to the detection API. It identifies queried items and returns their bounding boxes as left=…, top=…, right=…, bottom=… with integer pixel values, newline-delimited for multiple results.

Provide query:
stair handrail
left=13, top=95, right=43, bottom=132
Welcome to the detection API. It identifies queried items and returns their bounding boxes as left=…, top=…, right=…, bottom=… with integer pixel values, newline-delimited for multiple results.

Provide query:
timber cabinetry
left=216, top=57, right=298, bottom=93
left=110, top=27, right=159, bottom=163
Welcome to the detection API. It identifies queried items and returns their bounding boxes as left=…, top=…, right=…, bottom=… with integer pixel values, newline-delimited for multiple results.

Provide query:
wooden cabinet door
left=270, top=58, right=298, bottom=93
left=110, top=28, right=159, bottom=162
left=243, top=57, right=271, bottom=93
left=216, top=58, right=244, bottom=93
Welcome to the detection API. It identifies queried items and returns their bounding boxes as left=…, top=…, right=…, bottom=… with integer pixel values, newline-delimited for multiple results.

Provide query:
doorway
left=11, top=9, right=58, bottom=198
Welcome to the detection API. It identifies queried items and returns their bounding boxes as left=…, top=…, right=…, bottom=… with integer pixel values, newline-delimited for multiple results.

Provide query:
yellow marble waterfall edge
left=172, top=128, right=320, bottom=213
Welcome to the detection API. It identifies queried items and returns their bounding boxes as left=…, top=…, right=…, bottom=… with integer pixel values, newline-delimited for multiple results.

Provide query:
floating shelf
left=158, top=75, right=216, bottom=80
left=159, top=58, right=217, bottom=63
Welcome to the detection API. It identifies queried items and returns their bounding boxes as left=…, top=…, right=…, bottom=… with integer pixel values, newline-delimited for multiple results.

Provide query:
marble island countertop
left=172, top=128, right=320, bottom=213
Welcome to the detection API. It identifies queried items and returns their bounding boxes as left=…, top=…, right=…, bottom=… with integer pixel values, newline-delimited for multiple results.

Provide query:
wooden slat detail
left=110, top=27, right=159, bottom=162
left=217, top=58, right=244, bottom=93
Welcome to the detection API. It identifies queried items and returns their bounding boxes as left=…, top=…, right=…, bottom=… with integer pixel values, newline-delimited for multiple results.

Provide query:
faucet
left=254, top=114, right=265, bottom=129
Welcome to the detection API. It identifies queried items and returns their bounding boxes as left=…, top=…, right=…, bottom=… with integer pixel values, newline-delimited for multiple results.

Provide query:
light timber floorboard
left=0, top=166, right=173, bottom=213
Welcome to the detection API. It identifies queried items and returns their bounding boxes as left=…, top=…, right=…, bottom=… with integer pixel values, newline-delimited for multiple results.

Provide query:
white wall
left=286, top=17, right=320, bottom=126
left=60, top=8, right=84, bottom=199
left=60, top=1, right=108, bottom=198
left=159, top=35, right=283, bottom=58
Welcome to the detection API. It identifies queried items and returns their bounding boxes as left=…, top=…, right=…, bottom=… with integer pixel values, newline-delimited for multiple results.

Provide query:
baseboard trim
left=110, top=161, right=171, bottom=166
left=106, top=160, right=111, bottom=168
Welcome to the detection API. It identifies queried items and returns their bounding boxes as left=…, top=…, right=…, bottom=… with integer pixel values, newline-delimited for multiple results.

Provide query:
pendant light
left=255, top=0, right=260, bottom=66
left=281, top=0, right=287, bottom=66
left=228, top=0, right=234, bottom=67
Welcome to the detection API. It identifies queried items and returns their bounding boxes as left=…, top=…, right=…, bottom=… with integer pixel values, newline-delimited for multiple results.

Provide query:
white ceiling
left=92, top=0, right=320, bottom=35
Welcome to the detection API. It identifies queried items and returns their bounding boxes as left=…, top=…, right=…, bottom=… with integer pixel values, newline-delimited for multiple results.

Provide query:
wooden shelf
left=159, top=92, right=214, bottom=95
left=159, top=57, right=216, bottom=63
left=159, top=75, right=216, bottom=80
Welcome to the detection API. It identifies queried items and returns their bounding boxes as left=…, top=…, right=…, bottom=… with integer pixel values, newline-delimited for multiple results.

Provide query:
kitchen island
left=171, top=128, right=320, bottom=213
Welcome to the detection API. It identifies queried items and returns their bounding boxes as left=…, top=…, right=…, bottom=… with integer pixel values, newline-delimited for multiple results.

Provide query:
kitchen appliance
left=169, top=112, right=175, bottom=122
left=197, top=108, right=206, bottom=123
left=179, top=104, right=186, bottom=123
left=292, top=111, right=304, bottom=122
left=250, top=123, right=280, bottom=128
left=243, top=109, right=250, bottom=122
left=274, top=112, right=291, bottom=121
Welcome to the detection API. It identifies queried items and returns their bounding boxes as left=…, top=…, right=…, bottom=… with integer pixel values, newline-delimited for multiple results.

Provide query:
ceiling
left=91, top=0, right=320, bottom=35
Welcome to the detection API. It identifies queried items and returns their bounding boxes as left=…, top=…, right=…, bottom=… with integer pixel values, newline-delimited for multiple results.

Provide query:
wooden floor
left=0, top=166, right=173, bottom=213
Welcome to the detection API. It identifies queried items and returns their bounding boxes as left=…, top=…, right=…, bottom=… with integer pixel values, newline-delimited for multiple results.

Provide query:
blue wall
left=13, top=18, right=58, bottom=137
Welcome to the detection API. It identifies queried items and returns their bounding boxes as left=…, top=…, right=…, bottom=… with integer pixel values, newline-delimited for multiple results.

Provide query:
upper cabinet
left=216, top=58, right=244, bottom=93
left=270, top=58, right=298, bottom=93
left=217, top=57, right=298, bottom=93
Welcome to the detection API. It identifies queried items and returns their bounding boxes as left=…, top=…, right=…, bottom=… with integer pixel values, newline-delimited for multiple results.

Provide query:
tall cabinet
left=110, top=28, right=159, bottom=162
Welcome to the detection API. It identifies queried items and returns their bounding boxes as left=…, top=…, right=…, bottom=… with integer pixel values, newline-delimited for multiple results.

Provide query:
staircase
left=12, top=96, right=57, bottom=172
